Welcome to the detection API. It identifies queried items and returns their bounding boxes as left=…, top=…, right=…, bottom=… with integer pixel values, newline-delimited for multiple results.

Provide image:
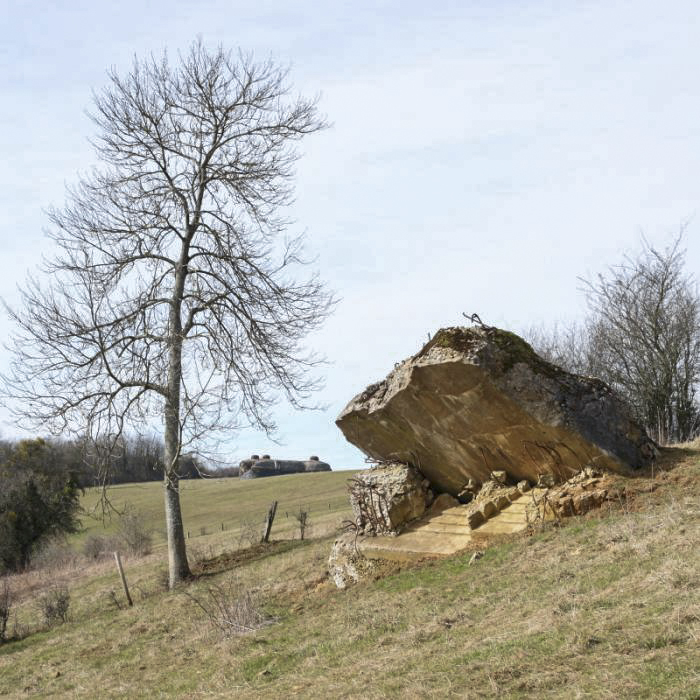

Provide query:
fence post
left=113, top=551, right=133, bottom=607
left=261, top=500, right=278, bottom=543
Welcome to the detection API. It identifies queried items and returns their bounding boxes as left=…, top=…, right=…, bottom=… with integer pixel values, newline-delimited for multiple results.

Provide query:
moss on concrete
left=417, top=325, right=570, bottom=379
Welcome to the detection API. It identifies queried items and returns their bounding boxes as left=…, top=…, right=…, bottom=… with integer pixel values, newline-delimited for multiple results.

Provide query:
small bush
left=105, top=589, right=123, bottom=611
left=236, top=520, right=259, bottom=549
left=32, top=538, right=79, bottom=571
left=82, top=534, right=119, bottom=560
left=294, top=508, right=310, bottom=540
left=117, top=507, right=152, bottom=557
left=38, top=586, right=70, bottom=627
left=186, top=578, right=269, bottom=638
left=0, top=579, right=12, bottom=643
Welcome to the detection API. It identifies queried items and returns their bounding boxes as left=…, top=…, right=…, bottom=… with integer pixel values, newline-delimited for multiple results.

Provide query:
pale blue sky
left=1, top=1, right=699, bottom=468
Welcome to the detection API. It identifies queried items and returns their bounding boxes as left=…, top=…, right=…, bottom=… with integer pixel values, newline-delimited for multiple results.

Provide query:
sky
left=1, top=0, right=699, bottom=468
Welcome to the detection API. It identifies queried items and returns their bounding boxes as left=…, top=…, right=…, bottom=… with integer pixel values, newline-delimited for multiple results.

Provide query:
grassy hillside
left=1, top=452, right=699, bottom=698
left=78, top=469, right=359, bottom=548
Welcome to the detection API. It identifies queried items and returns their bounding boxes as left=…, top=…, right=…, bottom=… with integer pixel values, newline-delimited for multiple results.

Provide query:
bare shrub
left=0, top=579, right=11, bottom=643
left=526, top=235, right=700, bottom=444
left=38, top=586, right=71, bottom=627
left=117, top=508, right=153, bottom=557
left=105, top=589, right=123, bottom=611
left=186, top=578, right=269, bottom=638
left=82, top=534, right=119, bottom=560
left=236, top=520, right=259, bottom=549
left=294, top=508, right=310, bottom=540
left=31, top=538, right=79, bottom=572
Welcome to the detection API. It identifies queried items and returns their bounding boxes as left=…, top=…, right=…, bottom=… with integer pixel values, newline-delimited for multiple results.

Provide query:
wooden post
left=113, top=551, right=133, bottom=607
left=261, top=500, right=278, bottom=543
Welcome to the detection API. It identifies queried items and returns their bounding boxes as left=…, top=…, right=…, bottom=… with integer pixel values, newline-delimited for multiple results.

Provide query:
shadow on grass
left=0, top=629, right=50, bottom=657
left=190, top=539, right=315, bottom=579
left=607, top=443, right=700, bottom=486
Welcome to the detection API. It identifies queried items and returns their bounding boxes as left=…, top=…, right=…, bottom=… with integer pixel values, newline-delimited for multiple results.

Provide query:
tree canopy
left=0, top=439, right=82, bottom=573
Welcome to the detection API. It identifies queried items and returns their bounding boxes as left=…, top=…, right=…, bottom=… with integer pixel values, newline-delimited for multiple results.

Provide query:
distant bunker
left=336, top=324, right=656, bottom=496
left=239, top=455, right=331, bottom=479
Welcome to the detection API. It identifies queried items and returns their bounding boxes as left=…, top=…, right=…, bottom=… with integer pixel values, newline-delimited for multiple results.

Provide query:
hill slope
left=0, top=453, right=698, bottom=698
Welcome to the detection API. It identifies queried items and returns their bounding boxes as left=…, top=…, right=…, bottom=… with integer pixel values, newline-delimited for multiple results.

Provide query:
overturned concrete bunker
left=329, top=326, right=657, bottom=585
left=337, top=325, right=656, bottom=495
left=239, top=455, right=331, bottom=479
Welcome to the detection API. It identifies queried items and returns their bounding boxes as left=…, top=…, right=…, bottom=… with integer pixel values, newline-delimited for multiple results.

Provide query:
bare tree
left=526, top=235, right=700, bottom=444
left=582, top=236, right=700, bottom=443
left=2, top=42, right=333, bottom=587
left=523, top=321, right=592, bottom=375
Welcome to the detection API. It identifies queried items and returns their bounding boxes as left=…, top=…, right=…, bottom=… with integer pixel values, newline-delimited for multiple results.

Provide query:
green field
left=1, top=455, right=699, bottom=698
left=78, top=470, right=359, bottom=549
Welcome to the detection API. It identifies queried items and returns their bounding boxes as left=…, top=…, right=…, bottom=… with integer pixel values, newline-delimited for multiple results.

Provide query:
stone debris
left=327, top=466, right=621, bottom=587
left=336, top=325, right=656, bottom=495
left=329, top=325, right=657, bottom=588
left=545, top=466, right=619, bottom=518
left=328, top=533, right=383, bottom=589
left=347, top=462, right=434, bottom=536
left=427, top=492, right=459, bottom=514
left=522, top=466, right=620, bottom=522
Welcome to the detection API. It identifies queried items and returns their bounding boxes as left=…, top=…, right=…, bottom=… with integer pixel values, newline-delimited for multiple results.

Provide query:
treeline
left=0, top=435, right=237, bottom=488
left=0, top=435, right=239, bottom=574
left=526, top=236, right=700, bottom=445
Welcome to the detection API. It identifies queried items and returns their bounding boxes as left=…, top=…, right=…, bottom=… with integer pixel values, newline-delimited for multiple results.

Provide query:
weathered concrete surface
left=329, top=465, right=625, bottom=584
left=328, top=532, right=385, bottom=588
left=239, top=455, right=331, bottom=479
left=346, top=479, right=539, bottom=566
left=337, top=325, right=656, bottom=496
left=348, top=463, right=433, bottom=535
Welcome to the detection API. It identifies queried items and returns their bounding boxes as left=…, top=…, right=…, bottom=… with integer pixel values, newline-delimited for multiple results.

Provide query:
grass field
left=1, top=454, right=699, bottom=698
left=78, top=469, right=359, bottom=549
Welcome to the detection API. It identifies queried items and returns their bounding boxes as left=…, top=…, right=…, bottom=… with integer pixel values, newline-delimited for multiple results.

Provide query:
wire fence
left=182, top=496, right=352, bottom=540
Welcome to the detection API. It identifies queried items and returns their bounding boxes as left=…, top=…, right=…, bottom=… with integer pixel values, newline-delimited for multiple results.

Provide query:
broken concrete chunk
left=328, top=533, right=380, bottom=589
left=337, top=325, right=655, bottom=496
left=429, top=492, right=460, bottom=514
left=495, top=495, right=510, bottom=510
left=477, top=479, right=504, bottom=501
left=517, top=480, right=531, bottom=493
left=480, top=501, right=497, bottom=518
left=457, top=488, right=474, bottom=504
left=491, top=470, right=508, bottom=485
left=467, top=510, right=485, bottom=529
left=347, top=463, right=430, bottom=536
left=536, top=474, right=556, bottom=488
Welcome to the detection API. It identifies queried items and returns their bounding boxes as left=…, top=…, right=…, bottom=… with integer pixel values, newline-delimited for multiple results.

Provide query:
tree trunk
left=164, top=471, right=190, bottom=587
left=163, top=250, right=192, bottom=587
left=164, top=395, right=191, bottom=588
